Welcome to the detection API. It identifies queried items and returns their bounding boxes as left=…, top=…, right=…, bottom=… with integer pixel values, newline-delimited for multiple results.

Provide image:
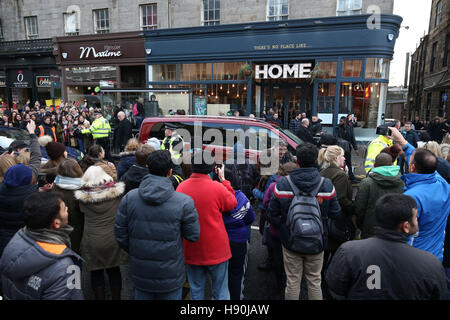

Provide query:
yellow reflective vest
left=161, top=135, right=184, bottom=159
left=81, top=116, right=111, bottom=139
left=364, top=135, right=394, bottom=173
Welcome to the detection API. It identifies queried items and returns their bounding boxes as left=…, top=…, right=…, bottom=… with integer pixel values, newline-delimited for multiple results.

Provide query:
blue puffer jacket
left=223, top=190, right=255, bottom=243
left=117, top=152, right=136, bottom=181
left=0, top=229, right=84, bottom=300
left=115, top=174, right=200, bottom=293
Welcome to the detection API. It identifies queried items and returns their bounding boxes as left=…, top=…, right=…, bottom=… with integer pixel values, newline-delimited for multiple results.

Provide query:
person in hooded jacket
left=117, top=138, right=140, bottom=181
left=221, top=166, right=255, bottom=300
left=0, top=191, right=84, bottom=300
left=115, top=150, right=200, bottom=300
left=52, top=158, right=84, bottom=255
left=355, top=152, right=405, bottom=239
left=120, top=144, right=154, bottom=194
left=326, top=194, right=447, bottom=300
left=0, top=120, right=41, bottom=258
left=75, top=165, right=128, bottom=300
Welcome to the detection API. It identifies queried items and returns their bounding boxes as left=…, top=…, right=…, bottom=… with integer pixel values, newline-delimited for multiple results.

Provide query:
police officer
left=81, top=110, right=112, bottom=161
left=160, top=123, right=184, bottom=162
left=364, top=121, right=398, bottom=174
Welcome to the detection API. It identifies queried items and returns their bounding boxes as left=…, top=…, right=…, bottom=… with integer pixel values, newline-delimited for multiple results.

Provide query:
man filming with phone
left=364, top=121, right=399, bottom=174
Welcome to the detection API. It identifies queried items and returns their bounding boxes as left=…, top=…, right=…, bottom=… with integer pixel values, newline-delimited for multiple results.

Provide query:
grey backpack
left=285, top=176, right=325, bottom=254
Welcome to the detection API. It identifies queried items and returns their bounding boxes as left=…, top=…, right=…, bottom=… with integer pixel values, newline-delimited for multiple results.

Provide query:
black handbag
left=327, top=215, right=356, bottom=243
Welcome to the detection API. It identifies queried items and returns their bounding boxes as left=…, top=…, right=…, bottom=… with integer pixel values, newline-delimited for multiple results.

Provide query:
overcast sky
left=389, top=0, right=433, bottom=87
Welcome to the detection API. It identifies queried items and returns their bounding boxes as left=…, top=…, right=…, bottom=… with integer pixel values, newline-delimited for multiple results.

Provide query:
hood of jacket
left=74, top=182, right=125, bottom=204
left=368, top=166, right=404, bottom=188
left=401, top=171, right=443, bottom=189
left=0, top=229, right=80, bottom=280
left=138, top=174, right=174, bottom=205
left=122, top=165, right=148, bottom=183
left=371, top=165, right=400, bottom=177
left=289, top=167, right=321, bottom=193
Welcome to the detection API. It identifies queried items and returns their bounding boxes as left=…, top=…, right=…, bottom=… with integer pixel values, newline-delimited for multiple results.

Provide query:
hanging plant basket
left=239, top=64, right=254, bottom=80
left=309, top=63, right=327, bottom=84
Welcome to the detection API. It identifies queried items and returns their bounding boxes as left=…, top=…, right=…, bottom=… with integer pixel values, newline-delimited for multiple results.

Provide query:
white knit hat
left=146, top=137, right=161, bottom=150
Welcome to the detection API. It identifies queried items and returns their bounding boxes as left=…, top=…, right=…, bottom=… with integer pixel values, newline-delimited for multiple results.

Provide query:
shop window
left=93, top=9, right=110, bottom=34
left=365, top=58, right=390, bottom=79
left=63, top=12, right=79, bottom=36
left=148, top=64, right=178, bottom=82
left=314, top=62, right=337, bottom=79
left=202, top=0, right=220, bottom=26
left=140, top=4, right=157, bottom=30
left=336, top=0, right=362, bottom=16
left=24, top=16, right=38, bottom=40
left=340, top=82, right=386, bottom=128
left=66, top=66, right=116, bottom=83
left=213, top=62, right=246, bottom=80
left=267, top=0, right=289, bottom=21
left=180, top=63, right=212, bottom=81
left=342, top=60, right=362, bottom=78
left=317, top=83, right=336, bottom=113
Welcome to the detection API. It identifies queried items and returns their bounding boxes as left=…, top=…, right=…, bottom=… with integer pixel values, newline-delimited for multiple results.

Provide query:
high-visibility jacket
left=364, top=135, right=394, bottom=173
left=39, top=125, right=57, bottom=142
left=81, top=116, right=111, bottom=139
left=161, top=134, right=184, bottom=159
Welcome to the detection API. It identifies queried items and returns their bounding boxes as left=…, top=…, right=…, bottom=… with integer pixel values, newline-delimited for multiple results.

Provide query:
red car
left=138, top=115, right=302, bottom=162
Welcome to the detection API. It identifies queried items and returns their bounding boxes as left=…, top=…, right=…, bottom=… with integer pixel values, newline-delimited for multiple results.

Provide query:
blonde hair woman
left=424, top=141, right=443, bottom=158
left=318, top=146, right=355, bottom=252
left=117, top=138, right=141, bottom=180
left=0, top=154, right=17, bottom=182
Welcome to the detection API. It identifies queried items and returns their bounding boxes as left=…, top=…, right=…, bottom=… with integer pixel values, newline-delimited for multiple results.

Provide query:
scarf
left=54, top=175, right=82, bottom=190
left=23, top=225, right=74, bottom=248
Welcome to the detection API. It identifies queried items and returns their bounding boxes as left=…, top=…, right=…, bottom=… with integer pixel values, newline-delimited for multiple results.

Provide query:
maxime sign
left=79, top=45, right=122, bottom=59
left=255, top=63, right=312, bottom=79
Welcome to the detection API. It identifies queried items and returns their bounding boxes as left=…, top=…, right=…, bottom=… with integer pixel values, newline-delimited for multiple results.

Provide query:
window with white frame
left=140, top=4, right=157, bottom=30
left=24, top=16, right=39, bottom=39
left=64, top=12, right=79, bottom=36
left=93, top=9, right=110, bottom=34
left=202, top=0, right=220, bottom=26
left=267, top=0, right=289, bottom=21
left=336, top=0, right=362, bottom=16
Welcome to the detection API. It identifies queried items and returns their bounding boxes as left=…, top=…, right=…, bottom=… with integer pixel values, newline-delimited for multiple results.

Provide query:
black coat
left=334, top=124, right=357, bottom=150
left=0, top=183, right=39, bottom=257
left=120, top=164, right=149, bottom=194
left=296, top=125, right=315, bottom=144
left=115, top=119, right=133, bottom=151
left=326, top=227, right=447, bottom=300
left=404, top=130, right=419, bottom=148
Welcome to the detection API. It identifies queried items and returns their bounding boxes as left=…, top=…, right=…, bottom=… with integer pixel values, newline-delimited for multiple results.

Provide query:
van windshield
left=279, top=127, right=303, bottom=146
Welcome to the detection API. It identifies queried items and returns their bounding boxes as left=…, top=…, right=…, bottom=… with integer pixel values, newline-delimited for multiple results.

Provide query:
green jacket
left=355, top=165, right=404, bottom=239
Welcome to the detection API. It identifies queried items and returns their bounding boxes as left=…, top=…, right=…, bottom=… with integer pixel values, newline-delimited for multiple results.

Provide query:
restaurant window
left=63, top=12, right=79, bottom=36
left=317, top=83, right=336, bottom=113
left=93, top=9, right=110, bottom=34
left=339, top=82, right=386, bottom=128
left=202, top=0, right=220, bottom=26
left=336, top=0, right=362, bottom=16
left=365, top=58, right=390, bottom=79
left=180, top=63, right=212, bottom=81
left=267, top=0, right=289, bottom=21
left=140, top=4, right=157, bottom=30
left=65, top=66, right=116, bottom=83
left=314, top=61, right=337, bottom=79
left=213, top=62, right=246, bottom=80
left=342, top=60, right=362, bottom=78
left=148, top=64, right=178, bottom=82
left=24, top=16, right=38, bottom=40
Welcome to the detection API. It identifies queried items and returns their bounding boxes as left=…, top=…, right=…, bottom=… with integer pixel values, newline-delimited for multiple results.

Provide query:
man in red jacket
left=177, top=150, right=237, bottom=300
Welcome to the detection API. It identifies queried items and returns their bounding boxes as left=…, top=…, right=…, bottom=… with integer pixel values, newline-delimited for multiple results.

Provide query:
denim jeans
left=186, top=261, right=230, bottom=300
left=77, top=138, right=85, bottom=154
left=135, top=116, right=144, bottom=129
left=446, top=267, right=450, bottom=300
left=134, top=287, right=182, bottom=300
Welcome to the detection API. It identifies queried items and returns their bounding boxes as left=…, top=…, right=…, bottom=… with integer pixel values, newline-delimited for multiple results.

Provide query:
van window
left=201, top=122, right=246, bottom=148
left=247, top=126, right=280, bottom=151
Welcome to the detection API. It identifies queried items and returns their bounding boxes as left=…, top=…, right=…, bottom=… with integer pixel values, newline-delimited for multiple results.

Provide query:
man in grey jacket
left=0, top=191, right=84, bottom=300
left=115, top=150, right=200, bottom=300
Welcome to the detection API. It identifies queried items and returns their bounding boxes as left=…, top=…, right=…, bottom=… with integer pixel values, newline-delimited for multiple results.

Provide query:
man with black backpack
left=268, top=143, right=341, bottom=300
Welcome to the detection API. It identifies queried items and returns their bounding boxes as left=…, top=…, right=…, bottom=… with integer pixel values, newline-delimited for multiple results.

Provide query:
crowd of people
left=0, top=99, right=450, bottom=301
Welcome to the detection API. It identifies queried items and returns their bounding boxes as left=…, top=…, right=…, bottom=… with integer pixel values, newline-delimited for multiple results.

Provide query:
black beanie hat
left=191, top=150, right=215, bottom=174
